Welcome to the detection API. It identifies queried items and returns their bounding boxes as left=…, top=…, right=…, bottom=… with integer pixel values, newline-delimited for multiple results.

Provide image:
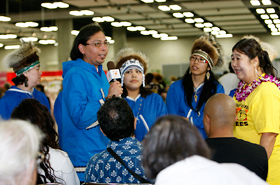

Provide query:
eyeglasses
left=189, top=56, right=208, bottom=64
left=85, top=41, right=110, bottom=47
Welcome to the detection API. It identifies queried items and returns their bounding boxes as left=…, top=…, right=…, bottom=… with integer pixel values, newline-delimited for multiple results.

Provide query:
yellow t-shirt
left=233, top=81, right=280, bottom=184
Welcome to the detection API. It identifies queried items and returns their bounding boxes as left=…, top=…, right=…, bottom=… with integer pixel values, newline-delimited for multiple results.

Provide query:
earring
left=189, top=70, right=192, bottom=75
left=206, top=71, right=210, bottom=80
left=255, top=67, right=259, bottom=77
left=24, top=78, right=28, bottom=87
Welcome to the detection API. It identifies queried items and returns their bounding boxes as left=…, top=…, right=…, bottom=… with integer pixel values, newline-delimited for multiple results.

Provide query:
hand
left=107, top=81, right=123, bottom=99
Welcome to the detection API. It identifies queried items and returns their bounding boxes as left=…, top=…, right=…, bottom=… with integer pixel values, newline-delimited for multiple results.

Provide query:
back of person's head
left=203, top=94, right=236, bottom=137
left=70, top=23, right=103, bottom=60
left=145, top=73, right=154, bottom=84
left=142, top=115, right=210, bottom=179
left=0, top=120, right=42, bottom=185
left=97, top=96, right=134, bottom=141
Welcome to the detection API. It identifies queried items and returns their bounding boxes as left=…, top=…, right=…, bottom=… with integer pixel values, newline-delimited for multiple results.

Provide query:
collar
left=8, top=86, right=34, bottom=95
left=126, top=94, right=141, bottom=102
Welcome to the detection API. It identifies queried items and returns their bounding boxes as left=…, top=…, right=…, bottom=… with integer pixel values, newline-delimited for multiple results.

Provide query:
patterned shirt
left=84, top=137, right=147, bottom=183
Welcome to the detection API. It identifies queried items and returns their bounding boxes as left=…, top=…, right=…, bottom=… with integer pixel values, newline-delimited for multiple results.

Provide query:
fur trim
left=2, top=41, right=40, bottom=69
left=191, top=37, right=219, bottom=67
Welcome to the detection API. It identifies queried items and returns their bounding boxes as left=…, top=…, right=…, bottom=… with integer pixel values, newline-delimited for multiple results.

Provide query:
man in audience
left=84, top=96, right=148, bottom=183
left=203, top=93, right=268, bottom=180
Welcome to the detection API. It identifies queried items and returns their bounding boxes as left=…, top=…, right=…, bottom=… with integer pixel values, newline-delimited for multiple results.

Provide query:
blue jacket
left=166, top=79, right=224, bottom=139
left=0, top=86, right=50, bottom=120
left=60, top=58, right=109, bottom=181
left=124, top=93, right=167, bottom=141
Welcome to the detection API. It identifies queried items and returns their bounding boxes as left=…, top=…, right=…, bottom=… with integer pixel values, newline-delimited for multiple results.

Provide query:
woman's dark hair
left=142, top=115, right=210, bottom=179
left=122, top=85, right=152, bottom=98
left=12, top=75, right=27, bottom=86
left=182, top=67, right=218, bottom=113
left=11, top=99, right=61, bottom=183
left=70, top=23, right=103, bottom=60
left=232, top=38, right=277, bottom=77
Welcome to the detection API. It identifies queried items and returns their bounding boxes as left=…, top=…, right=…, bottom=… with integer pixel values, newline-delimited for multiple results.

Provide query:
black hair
left=145, top=73, right=154, bottom=84
left=182, top=67, right=218, bottom=113
left=232, top=38, right=277, bottom=77
left=70, top=23, right=103, bottom=60
left=97, top=96, right=135, bottom=141
left=142, top=115, right=210, bottom=179
left=121, top=85, right=152, bottom=98
left=11, top=99, right=61, bottom=184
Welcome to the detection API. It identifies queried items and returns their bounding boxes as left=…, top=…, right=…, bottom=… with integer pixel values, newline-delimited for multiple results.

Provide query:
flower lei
left=235, top=74, right=280, bottom=101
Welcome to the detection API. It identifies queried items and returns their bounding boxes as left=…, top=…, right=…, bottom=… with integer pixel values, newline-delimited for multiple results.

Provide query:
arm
left=106, top=81, right=123, bottom=99
left=166, top=83, right=180, bottom=115
left=260, top=132, right=277, bottom=159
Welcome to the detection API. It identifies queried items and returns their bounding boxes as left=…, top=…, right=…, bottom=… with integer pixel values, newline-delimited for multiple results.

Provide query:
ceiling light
left=204, top=22, right=213, bottom=27
left=194, top=18, right=204, bottom=23
left=136, top=26, right=146, bottom=31
left=275, top=24, right=280, bottom=28
left=103, top=16, right=114, bottom=22
left=41, top=3, right=56, bottom=9
left=16, top=22, right=39, bottom=28
left=111, top=22, right=122, bottom=27
left=71, top=30, right=79, bottom=36
left=141, top=0, right=154, bottom=3
left=270, top=14, right=278, bottom=19
left=256, top=8, right=265, bottom=14
left=204, top=28, right=212, bottom=32
left=40, top=26, right=58, bottom=32
left=106, top=36, right=112, bottom=41
left=39, top=39, right=56, bottom=45
left=261, top=14, right=269, bottom=19
left=216, top=34, right=233, bottom=38
left=271, top=32, right=280, bottom=35
left=219, top=30, right=227, bottom=35
left=268, top=24, right=275, bottom=28
left=53, top=2, right=69, bottom=8
left=195, top=23, right=204, bottom=28
left=160, top=33, right=168, bottom=37
left=0, top=34, right=17, bottom=39
left=185, top=18, right=194, bottom=23
left=140, top=31, right=150, bottom=35
left=4, top=45, right=20, bottom=50
left=170, top=5, right=181, bottom=10
left=80, top=10, right=94, bottom=15
left=273, top=19, right=280, bottom=23
left=266, top=8, right=275, bottom=13
left=152, top=34, right=161, bottom=38
left=109, top=40, right=115, bottom=44
left=212, top=27, right=220, bottom=31
left=21, top=37, right=38, bottom=42
left=15, top=22, right=28, bottom=27
left=173, top=13, right=184, bottom=18
left=127, top=27, right=137, bottom=31
left=161, top=36, right=178, bottom=40
left=262, top=0, right=271, bottom=5
left=50, top=26, right=58, bottom=31
left=0, top=43, right=3, bottom=47
left=121, top=21, right=132, bottom=26
left=250, top=0, right=260, bottom=6
left=155, top=0, right=166, bottom=2
left=0, top=16, right=11, bottom=22
left=92, top=17, right=104, bottom=22
left=69, top=11, right=83, bottom=16
left=158, top=5, right=170, bottom=11
left=148, top=30, right=157, bottom=34
left=271, top=27, right=278, bottom=32
left=183, top=12, right=194, bottom=17
left=265, top=19, right=272, bottom=24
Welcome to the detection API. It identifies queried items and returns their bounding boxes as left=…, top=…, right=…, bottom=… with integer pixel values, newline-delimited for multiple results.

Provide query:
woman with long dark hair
left=11, top=99, right=80, bottom=185
left=231, top=37, right=280, bottom=184
left=166, top=36, right=224, bottom=139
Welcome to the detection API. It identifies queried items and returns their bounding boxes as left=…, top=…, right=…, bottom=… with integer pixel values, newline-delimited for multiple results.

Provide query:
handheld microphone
left=107, top=61, right=121, bottom=83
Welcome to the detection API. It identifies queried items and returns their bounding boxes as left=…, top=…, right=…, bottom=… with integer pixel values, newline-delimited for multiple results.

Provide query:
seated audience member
left=203, top=94, right=268, bottom=180
left=142, top=115, right=268, bottom=185
left=11, top=99, right=80, bottom=185
left=0, top=120, right=42, bottom=185
left=85, top=96, right=148, bottom=183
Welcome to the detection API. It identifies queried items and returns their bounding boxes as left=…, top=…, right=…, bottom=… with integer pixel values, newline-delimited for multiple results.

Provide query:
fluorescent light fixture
left=15, top=22, right=28, bottom=27
left=136, top=26, right=145, bottom=31
left=39, top=39, right=56, bottom=45
left=69, top=11, right=83, bottom=16
left=265, top=19, right=272, bottom=24
left=53, top=2, right=69, bottom=8
left=50, top=26, right=58, bottom=31
left=195, top=23, right=204, bottom=28
left=250, top=0, right=260, bottom=6
left=109, top=40, right=115, bottom=44
left=0, top=34, right=17, bottom=39
left=26, top=22, right=39, bottom=27
left=92, top=17, right=104, bottom=22
left=216, top=34, right=233, bottom=38
left=173, top=13, right=184, bottom=18
left=140, top=31, right=150, bottom=35
left=106, top=36, right=112, bottom=41
left=0, top=16, right=11, bottom=22
left=111, top=22, right=122, bottom=27
left=261, top=14, right=269, bottom=19
left=266, top=8, right=275, bottom=13
left=256, top=8, right=265, bottom=14
left=275, top=24, right=280, bottom=28
left=127, top=27, right=137, bottom=31
left=103, top=16, right=114, bottom=22
left=194, top=18, right=204, bottom=23
left=0, top=43, right=3, bottom=47
left=170, top=5, right=181, bottom=10
left=271, top=27, right=278, bottom=32
left=204, top=28, right=212, bottom=32
left=4, top=45, right=20, bottom=50
left=158, top=5, right=170, bottom=11
left=42, top=2, right=69, bottom=9
left=80, top=10, right=94, bottom=15
left=270, top=14, right=278, bottom=19
left=204, top=22, right=213, bottom=27
left=183, top=12, right=194, bottom=17
left=271, top=32, right=280, bottom=35
left=155, top=0, right=166, bottom=2
left=152, top=34, right=161, bottom=38
left=40, top=26, right=58, bottom=32
left=219, top=30, right=227, bottom=35
left=185, top=18, right=195, bottom=23
left=121, top=21, right=132, bottom=26
left=262, top=0, right=271, bottom=5
left=273, top=19, right=280, bottom=23
left=71, top=30, right=79, bottom=36
left=160, top=33, right=168, bottom=37
left=149, top=30, right=157, bottom=34
left=21, top=37, right=38, bottom=42
left=212, top=27, right=220, bottom=31
left=141, top=0, right=154, bottom=3
left=268, top=24, right=275, bottom=28
left=161, top=36, right=178, bottom=40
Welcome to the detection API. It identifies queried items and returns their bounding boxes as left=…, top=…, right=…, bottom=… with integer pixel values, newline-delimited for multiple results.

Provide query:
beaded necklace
left=235, top=74, right=280, bottom=101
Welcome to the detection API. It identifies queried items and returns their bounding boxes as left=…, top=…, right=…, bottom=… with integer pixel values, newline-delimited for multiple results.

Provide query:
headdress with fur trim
left=114, top=48, right=148, bottom=87
left=2, top=40, right=40, bottom=76
left=191, top=37, right=220, bottom=69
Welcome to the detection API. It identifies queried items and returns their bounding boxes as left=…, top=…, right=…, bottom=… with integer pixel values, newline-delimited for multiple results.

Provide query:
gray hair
left=0, top=120, right=43, bottom=185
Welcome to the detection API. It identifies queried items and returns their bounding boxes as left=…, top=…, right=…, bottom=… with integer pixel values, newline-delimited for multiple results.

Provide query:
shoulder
left=254, top=81, right=280, bottom=97
left=168, top=79, right=183, bottom=92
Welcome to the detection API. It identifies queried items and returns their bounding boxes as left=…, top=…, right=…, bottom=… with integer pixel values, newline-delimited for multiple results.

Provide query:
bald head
left=203, top=94, right=236, bottom=137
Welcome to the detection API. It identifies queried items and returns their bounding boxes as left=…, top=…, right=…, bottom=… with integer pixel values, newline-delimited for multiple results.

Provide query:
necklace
left=235, top=74, right=280, bottom=101
left=194, top=83, right=204, bottom=103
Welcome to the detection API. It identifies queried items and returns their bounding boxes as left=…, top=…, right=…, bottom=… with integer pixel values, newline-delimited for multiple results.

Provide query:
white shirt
left=218, top=73, right=239, bottom=95
left=155, top=155, right=268, bottom=185
left=38, top=147, right=80, bottom=185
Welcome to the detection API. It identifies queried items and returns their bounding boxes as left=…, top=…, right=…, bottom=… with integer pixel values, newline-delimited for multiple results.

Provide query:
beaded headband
left=192, top=50, right=213, bottom=69
left=120, top=59, right=145, bottom=87
left=15, top=60, right=40, bottom=76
